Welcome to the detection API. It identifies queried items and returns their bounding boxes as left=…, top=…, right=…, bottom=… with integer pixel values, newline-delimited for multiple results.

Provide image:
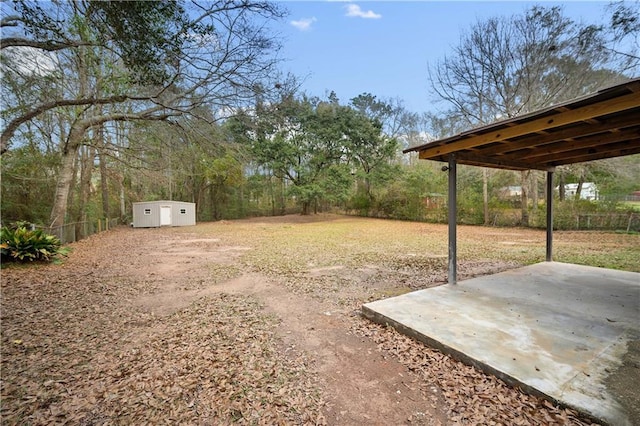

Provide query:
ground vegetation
left=4, top=216, right=637, bottom=424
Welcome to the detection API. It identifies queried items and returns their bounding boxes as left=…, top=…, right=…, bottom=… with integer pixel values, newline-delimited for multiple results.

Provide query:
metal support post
left=448, top=155, right=457, bottom=284
left=546, top=170, right=554, bottom=262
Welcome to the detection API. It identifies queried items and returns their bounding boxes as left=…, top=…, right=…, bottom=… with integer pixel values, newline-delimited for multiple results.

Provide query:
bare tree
left=600, top=1, right=640, bottom=74
left=1, top=0, right=286, bottom=228
left=428, top=5, right=630, bottom=226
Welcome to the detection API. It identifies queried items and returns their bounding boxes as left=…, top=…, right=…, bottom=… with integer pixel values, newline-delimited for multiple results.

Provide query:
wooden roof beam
left=550, top=143, right=640, bottom=166
left=429, top=152, right=555, bottom=171
left=533, top=140, right=640, bottom=164
left=449, top=152, right=553, bottom=171
left=415, top=92, right=640, bottom=160
left=477, top=112, right=640, bottom=156
left=507, top=128, right=640, bottom=161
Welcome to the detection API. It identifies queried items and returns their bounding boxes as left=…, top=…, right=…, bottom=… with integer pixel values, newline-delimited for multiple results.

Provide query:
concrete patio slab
left=362, top=262, right=640, bottom=425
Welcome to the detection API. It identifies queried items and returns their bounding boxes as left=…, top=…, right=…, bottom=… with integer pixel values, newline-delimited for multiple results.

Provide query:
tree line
left=1, top=1, right=639, bottom=233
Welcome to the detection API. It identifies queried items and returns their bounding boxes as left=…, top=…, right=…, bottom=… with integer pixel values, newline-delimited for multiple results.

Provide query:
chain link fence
left=574, top=213, right=639, bottom=232
left=36, top=218, right=121, bottom=244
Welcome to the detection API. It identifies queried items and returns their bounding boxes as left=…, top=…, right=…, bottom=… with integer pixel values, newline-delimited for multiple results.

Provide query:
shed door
left=160, top=206, right=172, bottom=226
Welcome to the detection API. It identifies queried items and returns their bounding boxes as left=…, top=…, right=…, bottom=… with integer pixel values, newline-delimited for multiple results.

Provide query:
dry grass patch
left=3, top=215, right=635, bottom=424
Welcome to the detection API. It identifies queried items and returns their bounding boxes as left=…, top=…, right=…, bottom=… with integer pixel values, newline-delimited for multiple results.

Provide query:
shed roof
left=404, top=78, right=640, bottom=171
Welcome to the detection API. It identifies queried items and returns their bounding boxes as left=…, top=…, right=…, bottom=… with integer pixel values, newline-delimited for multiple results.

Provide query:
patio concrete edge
left=360, top=304, right=607, bottom=425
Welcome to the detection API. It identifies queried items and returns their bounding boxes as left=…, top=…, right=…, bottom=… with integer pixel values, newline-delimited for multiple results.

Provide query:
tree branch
left=64, top=107, right=180, bottom=154
left=0, top=95, right=129, bottom=154
left=0, top=15, right=22, bottom=27
left=0, top=37, right=93, bottom=51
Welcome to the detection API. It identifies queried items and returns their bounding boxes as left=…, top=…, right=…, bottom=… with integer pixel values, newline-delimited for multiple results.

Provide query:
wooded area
left=1, top=1, right=639, bottom=233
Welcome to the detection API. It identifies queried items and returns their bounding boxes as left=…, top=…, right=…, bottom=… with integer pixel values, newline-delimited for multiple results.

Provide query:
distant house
left=498, top=186, right=522, bottom=198
left=563, top=183, right=599, bottom=200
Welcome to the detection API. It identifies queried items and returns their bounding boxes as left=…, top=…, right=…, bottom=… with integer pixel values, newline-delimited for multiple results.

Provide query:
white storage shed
left=132, top=201, right=196, bottom=228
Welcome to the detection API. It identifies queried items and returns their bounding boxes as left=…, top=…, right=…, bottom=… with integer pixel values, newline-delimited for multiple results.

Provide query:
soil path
left=213, top=274, right=445, bottom=425
left=130, top=232, right=447, bottom=425
left=2, top=217, right=604, bottom=424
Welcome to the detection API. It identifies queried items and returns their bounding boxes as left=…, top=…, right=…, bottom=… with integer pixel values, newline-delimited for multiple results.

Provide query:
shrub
left=0, top=225, right=66, bottom=262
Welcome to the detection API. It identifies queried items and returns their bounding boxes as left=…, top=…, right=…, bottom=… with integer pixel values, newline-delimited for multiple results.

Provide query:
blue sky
left=273, top=1, right=614, bottom=114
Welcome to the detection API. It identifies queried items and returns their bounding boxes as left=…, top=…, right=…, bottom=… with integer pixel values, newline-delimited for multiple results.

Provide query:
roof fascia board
left=550, top=144, right=640, bottom=165
left=510, top=129, right=640, bottom=161
left=477, top=112, right=640, bottom=156
left=413, top=92, right=640, bottom=160
left=536, top=140, right=640, bottom=164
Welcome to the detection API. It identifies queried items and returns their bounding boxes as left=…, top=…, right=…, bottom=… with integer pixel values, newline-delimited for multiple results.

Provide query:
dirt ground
left=3, top=214, right=631, bottom=425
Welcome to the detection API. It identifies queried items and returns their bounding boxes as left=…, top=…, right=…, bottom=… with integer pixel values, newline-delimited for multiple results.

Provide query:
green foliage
left=3, top=3, right=638, bottom=228
left=528, top=198, right=640, bottom=231
left=318, top=164, right=353, bottom=205
left=206, top=153, right=246, bottom=220
left=348, top=191, right=373, bottom=215
left=369, top=162, right=447, bottom=221
left=593, top=155, right=640, bottom=198
left=12, top=0, right=188, bottom=85
left=0, top=145, right=59, bottom=224
left=375, top=180, right=425, bottom=220
left=361, top=160, right=638, bottom=232
left=0, top=225, right=66, bottom=263
left=232, top=92, right=398, bottom=215
left=88, top=1, right=187, bottom=84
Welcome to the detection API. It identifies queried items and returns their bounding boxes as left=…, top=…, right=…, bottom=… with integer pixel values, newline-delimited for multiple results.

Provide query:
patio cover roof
left=403, top=78, right=640, bottom=171
left=403, top=78, right=640, bottom=285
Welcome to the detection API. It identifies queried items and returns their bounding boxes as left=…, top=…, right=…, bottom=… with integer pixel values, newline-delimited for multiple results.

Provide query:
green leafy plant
left=0, top=225, right=67, bottom=263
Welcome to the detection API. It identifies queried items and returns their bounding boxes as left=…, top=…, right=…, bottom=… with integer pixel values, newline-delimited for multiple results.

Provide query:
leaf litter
left=1, top=215, right=613, bottom=424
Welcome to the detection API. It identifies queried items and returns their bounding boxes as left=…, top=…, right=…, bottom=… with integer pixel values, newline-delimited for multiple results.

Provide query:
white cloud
left=345, top=4, right=381, bottom=19
left=290, top=17, right=317, bottom=31
left=0, top=46, right=58, bottom=77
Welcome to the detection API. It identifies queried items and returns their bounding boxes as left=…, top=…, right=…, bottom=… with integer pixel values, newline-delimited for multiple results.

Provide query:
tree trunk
left=98, top=126, right=110, bottom=219
left=520, top=170, right=529, bottom=227
left=269, top=172, right=276, bottom=216
left=66, top=146, right=80, bottom=225
left=530, top=171, right=539, bottom=209
left=119, top=181, right=126, bottom=222
left=211, top=184, right=226, bottom=220
left=238, top=185, right=245, bottom=217
left=210, top=185, right=218, bottom=220
left=52, top=42, right=87, bottom=231
left=49, top=118, right=96, bottom=228
left=48, top=108, right=166, bottom=229
left=483, top=168, right=489, bottom=225
left=559, top=172, right=566, bottom=201
left=49, top=144, right=79, bottom=228
left=279, top=176, right=286, bottom=215
left=575, top=175, right=585, bottom=201
left=76, top=145, right=96, bottom=238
